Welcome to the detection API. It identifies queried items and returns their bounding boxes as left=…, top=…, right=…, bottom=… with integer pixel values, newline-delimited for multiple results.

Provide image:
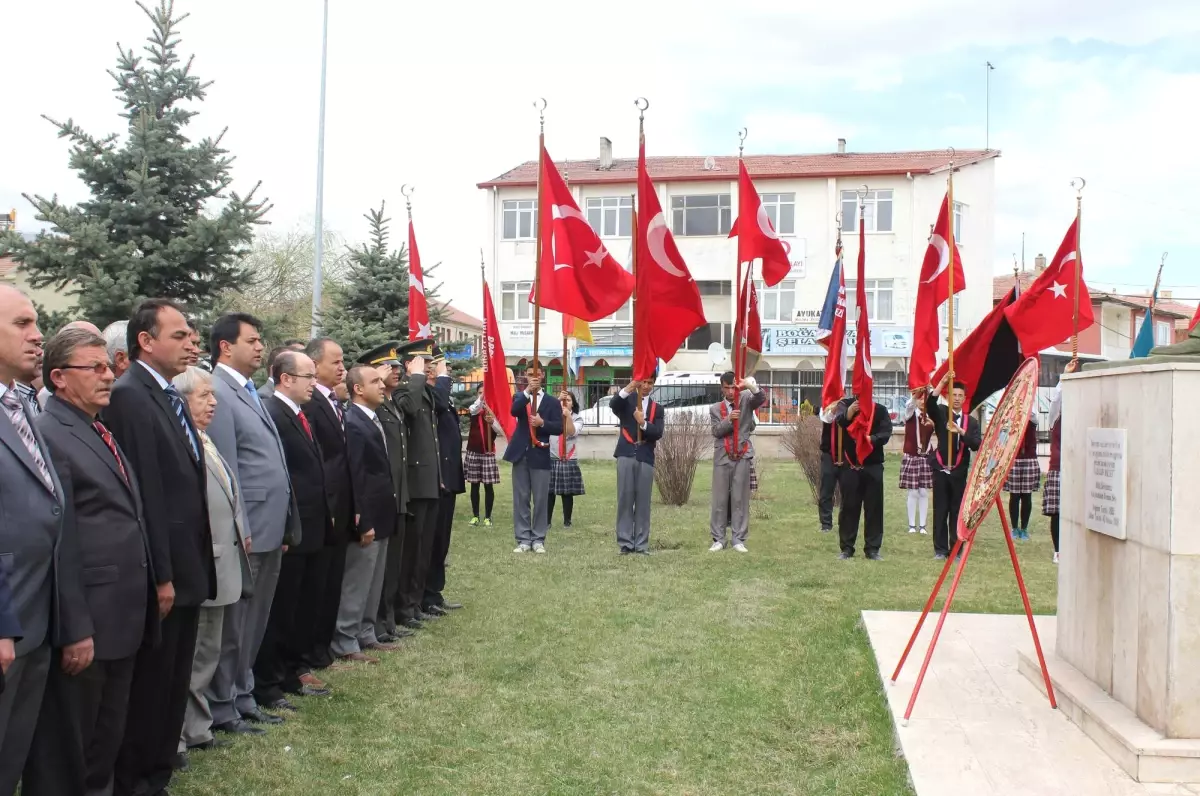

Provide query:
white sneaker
left=533, top=543, right=546, bottom=554
left=709, top=542, right=724, bottom=552
left=908, top=526, right=917, bottom=534
left=513, top=544, right=531, bottom=554
left=919, top=527, right=928, bottom=535
left=1053, top=552, right=1060, bottom=564
left=733, top=543, right=749, bottom=553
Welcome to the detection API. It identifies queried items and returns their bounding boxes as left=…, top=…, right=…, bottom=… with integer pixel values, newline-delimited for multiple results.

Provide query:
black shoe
left=619, top=549, right=632, bottom=555
left=242, top=706, right=284, bottom=725
left=441, top=601, right=463, bottom=610
left=377, top=632, right=398, bottom=644
left=838, top=552, right=853, bottom=560
left=424, top=605, right=448, bottom=617
left=188, top=737, right=233, bottom=752
left=265, top=698, right=300, bottom=712
left=402, top=618, right=424, bottom=630
left=564, top=520, right=572, bottom=528
left=392, top=626, right=416, bottom=637
left=214, top=719, right=267, bottom=736
left=171, top=751, right=190, bottom=772
left=415, top=611, right=435, bottom=621
left=294, top=685, right=331, bottom=697
left=866, top=552, right=884, bottom=561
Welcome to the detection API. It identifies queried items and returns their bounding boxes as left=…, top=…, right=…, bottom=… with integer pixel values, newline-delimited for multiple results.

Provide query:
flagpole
left=480, top=249, right=488, bottom=379
left=735, top=128, right=748, bottom=381
left=1070, top=177, right=1086, bottom=360
left=561, top=167, right=571, bottom=393
left=945, top=149, right=958, bottom=455
left=402, top=183, right=415, bottom=340
left=634, top=96, right=648, bottom=445
left=531, top=98, right=548, bottom=391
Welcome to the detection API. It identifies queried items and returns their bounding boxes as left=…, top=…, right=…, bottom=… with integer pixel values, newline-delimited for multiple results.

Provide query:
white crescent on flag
left=552, top=205, right=588, bottom=223
left=922, top=234, right=951, bottom=284
left=410, top=273, right=425, bottom=295
left=646, top=213, right=687, bottom=278
left=756, top=204, right=780, bottom=240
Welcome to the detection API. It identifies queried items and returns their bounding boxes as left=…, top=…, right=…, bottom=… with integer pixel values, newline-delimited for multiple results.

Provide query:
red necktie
left=93, top=420, right=129, bottom=485
left=298, top=411, right=314, bottom=441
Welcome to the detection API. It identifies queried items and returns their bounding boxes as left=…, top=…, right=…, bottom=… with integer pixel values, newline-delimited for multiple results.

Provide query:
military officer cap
left=396, top=338, right=436, bottom=363
left=357, top=341, right=402, bottom=367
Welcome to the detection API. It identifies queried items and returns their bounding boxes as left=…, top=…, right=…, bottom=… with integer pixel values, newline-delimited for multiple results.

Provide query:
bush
left=654, top=413, right=710, bottom=506
left=780, top=415, right=840, bottom=508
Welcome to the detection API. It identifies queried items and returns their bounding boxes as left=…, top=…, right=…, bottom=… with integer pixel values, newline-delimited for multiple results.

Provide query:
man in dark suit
left=611, top=372, right=665, bottom=554
left=356, top=344, right=412, bottom=644
left=393, top=341, right=442, bottom=630
left=258, top=340, right=305, bottom=401
left=333, top=366, right=400, bottom=662
left=24, top=328, right=158, bottom=796
left=926, top=374, right=983, bottom=560
left=106, top=298, right=216, bottom=796
left=425, top=349, right=465, bottom=614
left=254, top=350, right=333, bottom=711
left=832, top=395, right=894, bottom=561
left=300, top=338, right=353, bottom=672
left=504, top=369, right=563, bottom=554
left=0, top=285, right=88, bottom=795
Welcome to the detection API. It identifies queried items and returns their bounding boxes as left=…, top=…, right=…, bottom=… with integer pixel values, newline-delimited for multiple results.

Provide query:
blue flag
left=1131, top=307, right=1157, bottom=358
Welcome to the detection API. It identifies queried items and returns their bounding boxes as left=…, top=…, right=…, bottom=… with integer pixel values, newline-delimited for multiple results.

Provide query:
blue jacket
left=503, top=390, right=563, bottom=470
left=611, top=388, right=664, bottom=465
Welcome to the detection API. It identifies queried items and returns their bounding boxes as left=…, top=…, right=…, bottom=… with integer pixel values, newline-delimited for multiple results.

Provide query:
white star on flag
left=410, top=274, right=425, bottom=295
left=1050, top=281, right=1067, bottom=299
left=415, top=321, right=431, bottom=339
left=584, top=245, right=608, bottom=267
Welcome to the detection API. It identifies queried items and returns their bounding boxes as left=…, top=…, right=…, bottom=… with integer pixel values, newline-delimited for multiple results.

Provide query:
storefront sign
left=761, top=326, right=913, bottom=357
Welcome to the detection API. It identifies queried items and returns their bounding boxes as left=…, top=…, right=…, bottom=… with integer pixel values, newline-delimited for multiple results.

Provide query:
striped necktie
left=164, top=385, right=201, bottom=461
left=1, top=389, right=55, bottom=493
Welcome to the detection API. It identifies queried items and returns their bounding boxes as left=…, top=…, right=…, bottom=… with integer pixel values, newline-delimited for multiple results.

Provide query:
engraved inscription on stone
left=1085, top=427, right=1127, bottom=540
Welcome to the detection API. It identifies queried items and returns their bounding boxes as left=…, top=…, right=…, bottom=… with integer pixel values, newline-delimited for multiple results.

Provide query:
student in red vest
left=465, top=385, right=504, bottom=528
left=899, top=386, right=936, bottom=536
left=1042, top=359, right=1077, bottom=564
left=547, top=391, right=584, bottom=528
left=611, top=370, right=664, bottom=554
left=1004, top=410, right=1040, bottom=541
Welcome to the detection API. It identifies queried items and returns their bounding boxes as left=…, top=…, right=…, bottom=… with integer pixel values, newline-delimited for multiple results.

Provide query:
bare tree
left=654, top=414, right=710, bottom=506
left=780, top=414, right=840, bottom=507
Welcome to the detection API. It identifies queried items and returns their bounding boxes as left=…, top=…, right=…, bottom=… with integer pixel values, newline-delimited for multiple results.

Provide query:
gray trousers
left=616, top=457, right=655, bottom=552
left=208, top=547, right=282, bottom=724
left=711, top=458, right=753, bottom=545
left=182, top=606, right=225, bottom=749
left=0, top=644, right=51, bottom=795
left=511, top=459, right=550, bottom=546
left=331, top=538, right=389, bottom=657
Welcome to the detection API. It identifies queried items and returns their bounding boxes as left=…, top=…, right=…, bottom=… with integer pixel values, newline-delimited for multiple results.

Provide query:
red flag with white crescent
left=408, top=220, right=431, bottom=341
left=729, top=160, right=792, bottom=287
left=909, top=192, right=966, bottom=389
left=482, top=279, right=516, bottom=439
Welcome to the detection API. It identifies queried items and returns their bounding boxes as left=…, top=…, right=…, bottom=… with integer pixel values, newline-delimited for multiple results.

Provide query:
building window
left=696, top=280, right=732, bottom=296
left=502, top=199, right=537, bottom=240
left=844, top=279, right=894, bottom=322
left=671, top=194, right=732, bottom=236
left=1136, top=315, right=1174, bottom=346
left=953, top=202, right=964, bottom=244
left=938, top=296, right=962, bottom=328
left=585, top=196, right=632, bottom=238
left=756, top=280, right=796, bottom=323
left=684, top=322, right=733, bottom=351
left=610, top=299, right=632, bottom=323
left=840, top=189, right=894, bottom=233
left=759, top=193, right=795, bottom=235
left=500, top=281, right=546, bottom=321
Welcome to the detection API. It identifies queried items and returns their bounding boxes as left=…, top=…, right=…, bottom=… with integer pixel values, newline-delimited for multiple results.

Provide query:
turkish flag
left=847, top=217, right=876, bottom=460
left=729, top=161, right=792, bottom=287
left=933, top=288, right=1026, bottom=406
left=531, top=145, right=635, bottom=322
left=633, top=135, right=706, bottom=380
left=1189, top=305, right=1199, bottom=332
left=909, top=193, right=966, bottom=389
left=481, top=279, right=516, bottom=440
left=735, top=269, right=763, bottom=375
left=816, top=241, right=848, bottom=409
left=1004, top=218, right=1094, bottom=353
left=408, top=220, right=431, bottom=341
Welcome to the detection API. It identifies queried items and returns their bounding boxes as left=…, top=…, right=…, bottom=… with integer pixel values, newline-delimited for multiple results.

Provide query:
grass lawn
left=172, top=455, right=1059, bottom=796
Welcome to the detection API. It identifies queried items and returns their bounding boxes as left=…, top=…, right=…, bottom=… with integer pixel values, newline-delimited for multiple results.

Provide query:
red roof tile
left=0, top=256, right=18, bottom=279
left=478, top=148, right=1000, bottom=188
left=436, top=302, right=483, bottom=330
left=991, top=274, right=1198, bottom=326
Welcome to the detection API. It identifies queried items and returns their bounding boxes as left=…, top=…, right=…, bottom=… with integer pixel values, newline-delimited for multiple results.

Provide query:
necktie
left=245, top=380, right=264, bottom=411
left=1, top=389, right=54, bottom=493
left=93, top=420, right=129, bottom=485
left=297, top=410, right=314, bottom=441
left=15, top=383, right=41, bottom=417
left=164, top=385, right=201, bottom=461
left=372, top=414, right=387, bottom=453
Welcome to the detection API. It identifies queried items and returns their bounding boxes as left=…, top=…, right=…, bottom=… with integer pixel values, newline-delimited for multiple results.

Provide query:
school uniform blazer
left=611, top=388, right=664, bottom=466
left=503, top=390, right=563, bottom=470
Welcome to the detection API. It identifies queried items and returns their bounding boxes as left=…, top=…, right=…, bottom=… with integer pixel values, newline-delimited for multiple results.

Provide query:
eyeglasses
left=59, top=362, right=112, bottom=375
left=285, top=372, right=317, bottom=381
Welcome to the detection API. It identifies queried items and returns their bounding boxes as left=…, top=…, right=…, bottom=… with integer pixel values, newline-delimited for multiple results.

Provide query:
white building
left=478, top=138, right=998, bottom=410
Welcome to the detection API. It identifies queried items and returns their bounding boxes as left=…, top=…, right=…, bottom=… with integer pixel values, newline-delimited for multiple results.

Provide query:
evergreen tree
left=4, top=0, right=269, bottom=328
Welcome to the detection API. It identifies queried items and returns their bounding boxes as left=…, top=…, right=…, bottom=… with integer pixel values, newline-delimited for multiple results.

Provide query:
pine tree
left=4, top=0, right=269, bottom=328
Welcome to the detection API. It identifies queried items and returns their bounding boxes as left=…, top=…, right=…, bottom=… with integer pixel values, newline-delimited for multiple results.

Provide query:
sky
left=5, top=0, right=1200, bottom=317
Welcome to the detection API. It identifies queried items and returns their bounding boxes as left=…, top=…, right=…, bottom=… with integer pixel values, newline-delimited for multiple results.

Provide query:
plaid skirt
left=749, top=460, right=758, bottom=492
left=899, top=454, right=933, bottom=490
left=464, top=451, right=501, bottom=485
left=1041, top=470, right=1061, bottom=515
left=1004, top=458, right=1041, bottom=494
left=550, top=459, right=586, bottom=496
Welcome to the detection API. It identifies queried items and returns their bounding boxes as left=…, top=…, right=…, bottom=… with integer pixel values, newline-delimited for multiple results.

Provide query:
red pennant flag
left=408, top=220, right=431, bottom=341
left=633, top=135, right=706, bottom=380
left=847, top=217, right=876, bottom=460
left=816, top=240, right=848, bottom=409
left=735, top=270, right=763, bottom=375
left=528, top=146, right=635, bottom=322
left=729, top=161, right=792, bottom=287
left=1189, top=305, right=1199, bottom=332
left=909, top=193, right=967, bottom=389
left=481, top=279, right=516, bottom=440
left=1004, top=218, right=1094, bottom=353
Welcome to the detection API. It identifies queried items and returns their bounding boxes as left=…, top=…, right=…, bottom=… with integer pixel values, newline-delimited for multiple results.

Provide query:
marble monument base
left=1051, top=361, right=1200, bottom=783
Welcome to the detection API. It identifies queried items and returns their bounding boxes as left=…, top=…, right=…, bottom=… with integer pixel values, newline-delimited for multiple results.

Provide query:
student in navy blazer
left=503, top=372, right=563, bottom=553
left=611, top=374, right=665, bottom=554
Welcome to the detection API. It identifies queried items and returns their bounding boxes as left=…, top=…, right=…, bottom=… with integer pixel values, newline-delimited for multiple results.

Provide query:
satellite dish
left=703, top=155, right=717, bottom=171
left=707, top=342, right=728, bottom=366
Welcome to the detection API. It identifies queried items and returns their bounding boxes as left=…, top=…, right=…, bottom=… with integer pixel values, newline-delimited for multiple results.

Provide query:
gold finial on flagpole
left=737, top=127, right=748, bottom=159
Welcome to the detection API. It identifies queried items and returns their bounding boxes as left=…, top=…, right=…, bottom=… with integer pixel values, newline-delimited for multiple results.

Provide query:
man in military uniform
left=424, top=345, right=464, bottom=616
left=354, top=343, right=413, bottom=643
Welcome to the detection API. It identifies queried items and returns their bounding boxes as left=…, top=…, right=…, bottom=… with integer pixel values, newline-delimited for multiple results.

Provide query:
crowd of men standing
left=0, top=284, right=464, bottom=796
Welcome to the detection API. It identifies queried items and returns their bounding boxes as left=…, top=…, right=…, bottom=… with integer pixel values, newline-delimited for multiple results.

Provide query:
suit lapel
left=205, top=447, right=238, bottom=510
left=135, top=364, right=195, bottom=457
left=0, top=404, right=55, bottom=494
left=51, top=399, right=137, bottom=502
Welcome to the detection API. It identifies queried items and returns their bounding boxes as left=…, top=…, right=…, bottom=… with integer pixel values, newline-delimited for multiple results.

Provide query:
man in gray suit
left=708, top=372, right=767, bottom=553
left=0, top=285, right=89, bottom=794
left=205, top=313, right=298, bottom=735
